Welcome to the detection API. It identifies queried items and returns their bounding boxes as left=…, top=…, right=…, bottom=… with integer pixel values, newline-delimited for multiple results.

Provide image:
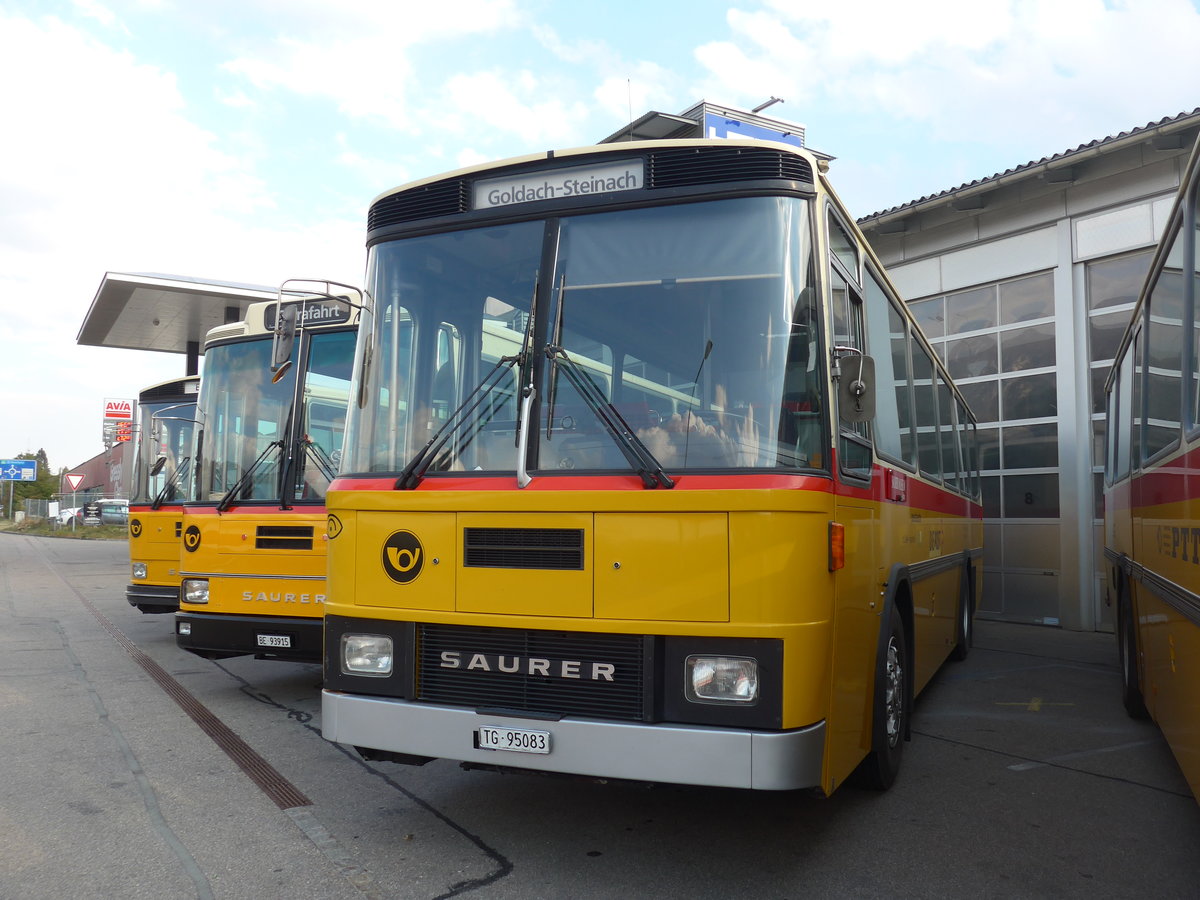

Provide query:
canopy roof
left=76, top=272, right=281, bottom=354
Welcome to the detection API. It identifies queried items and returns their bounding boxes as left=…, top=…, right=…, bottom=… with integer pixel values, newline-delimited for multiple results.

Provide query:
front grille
left=255, top=525, right=314, bottom=551
left=368, top=178, right=470, bottom=231
left=647, top=146, right=812, bottom=189
left=463, top=527, right=584, bottom=570
left=417, top=624, right=646, bottom=720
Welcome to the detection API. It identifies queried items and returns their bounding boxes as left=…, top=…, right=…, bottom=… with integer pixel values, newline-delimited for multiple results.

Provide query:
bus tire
left=950, top=561, right=974, bottom=662
left=1118, top=582, right=1149, bottom=720
left=853, top=604, right=908, bottom=790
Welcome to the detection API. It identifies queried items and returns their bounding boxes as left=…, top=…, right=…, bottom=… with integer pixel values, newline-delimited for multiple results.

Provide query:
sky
left=3, top=0, right=1200, bottom=476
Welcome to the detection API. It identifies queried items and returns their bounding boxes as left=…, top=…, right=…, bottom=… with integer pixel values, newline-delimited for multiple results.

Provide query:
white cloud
left=695, top=0, right=1200, bottom=212
left=0, top=12, right=362, bottom=467
left=220, top=1, right=524, bottom=132
left=439, top=70, right=591, bottom=147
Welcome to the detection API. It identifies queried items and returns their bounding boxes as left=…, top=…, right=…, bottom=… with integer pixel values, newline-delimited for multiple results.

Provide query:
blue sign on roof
left=703, top=112, right=803, bottom=148
left=0, top=459, right=37, bottom=482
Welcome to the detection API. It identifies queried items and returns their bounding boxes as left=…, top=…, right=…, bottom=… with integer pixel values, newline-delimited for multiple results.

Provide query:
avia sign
left=104, top=398, right=134, bottom=420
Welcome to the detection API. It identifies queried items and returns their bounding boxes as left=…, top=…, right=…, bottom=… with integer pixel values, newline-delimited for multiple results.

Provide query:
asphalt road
left=1, top=532, right=1196, bottom=899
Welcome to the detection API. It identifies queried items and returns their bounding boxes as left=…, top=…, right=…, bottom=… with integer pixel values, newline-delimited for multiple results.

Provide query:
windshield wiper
left=396, top=282, right=539, bottom=491
left=150, top=457, right=191, bottom=511
left=216, top=440, right=284, bottom=512
left=301, top=435, right=338, bottom=483
left=394, top=357, right=524, bottom=490
left=543, top=344, right=675, bottom=490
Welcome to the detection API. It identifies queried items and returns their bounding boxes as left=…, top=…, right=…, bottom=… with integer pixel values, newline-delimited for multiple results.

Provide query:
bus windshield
left=197, top=336, right=295, bottom=502
left=197, top=330, right=356, bottom=503
left=348, top=195, right=823, bottom=476
left=132, top=400, right=197, bottom=505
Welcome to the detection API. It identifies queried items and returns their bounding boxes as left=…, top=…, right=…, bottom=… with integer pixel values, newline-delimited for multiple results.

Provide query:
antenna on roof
left=752, top=96, right=784, bottom=113
left=627, top=79, right=633, bottom=141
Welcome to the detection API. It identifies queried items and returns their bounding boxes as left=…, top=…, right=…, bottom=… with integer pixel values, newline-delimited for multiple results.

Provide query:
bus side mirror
left=149, top=455, right=167, bottom=477
left=271, top=303, right=298, bottom=382
left=838, top=353, right=876, bottom=424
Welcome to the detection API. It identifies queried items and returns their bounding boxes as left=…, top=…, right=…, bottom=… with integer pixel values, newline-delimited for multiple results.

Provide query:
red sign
left=104, top=398, right=134, bottom=420
left=65, top=473, right=85, bottom=491
left=115, top=421, right=133, bottom=442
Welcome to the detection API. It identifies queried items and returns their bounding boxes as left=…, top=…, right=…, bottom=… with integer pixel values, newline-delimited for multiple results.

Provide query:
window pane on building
left=1090, top=366, right=1110, bottom=415
left=960, top=380, right=998, bottom=423
left=1002, top=373, right=1057, bottom=420
left=981, top=475, right=1001, bottom=518
left=977, top=426, right=1000, bottom=470
left=1001, top=323, right=1055, bottom=372
left=1089, top=310, right=1130, bottom=362
left=1086, top=250, right=1153, bottom=311
left=1003, top=472, right=1060, bottom=518
left=947, top=286, right=997, bottom=334
left=910, top=298, right=945, bottom=339
left=946, top=334, right=998, bottom=379
left=1002, top=423, right=1059, bottom=468
left=1000, top=272, right=1054, bottom=324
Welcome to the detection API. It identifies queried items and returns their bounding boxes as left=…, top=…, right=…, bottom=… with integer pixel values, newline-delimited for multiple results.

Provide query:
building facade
left=859, top=110, right=1200, bottom=632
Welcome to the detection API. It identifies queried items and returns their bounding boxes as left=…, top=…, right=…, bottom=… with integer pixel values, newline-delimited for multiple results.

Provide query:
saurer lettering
left=439, top=650, right=616, bottom=682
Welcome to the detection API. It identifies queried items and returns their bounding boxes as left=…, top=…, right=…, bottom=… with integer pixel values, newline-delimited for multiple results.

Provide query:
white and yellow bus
left=1104, top=131, right=1200, bottom=802
left=175, top=286, right=358, bottom=662
left=320, top=140, right=983, bottom=794
left=126, top=375, right=199, bottom=614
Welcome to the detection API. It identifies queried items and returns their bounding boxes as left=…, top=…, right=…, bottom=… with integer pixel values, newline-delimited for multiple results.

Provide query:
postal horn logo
left=382, top=530, right=423, bottom=584
left=183, top=524, right=202, bottom=552
left=129, top=518, right=143, bottom=538
left=327, top=514, right=343, bottom=539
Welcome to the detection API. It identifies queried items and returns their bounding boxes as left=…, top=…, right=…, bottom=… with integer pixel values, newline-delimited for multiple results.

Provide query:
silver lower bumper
left=322, top=691, right=825, bottom=791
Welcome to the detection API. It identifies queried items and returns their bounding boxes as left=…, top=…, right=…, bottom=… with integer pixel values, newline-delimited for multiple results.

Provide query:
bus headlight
left=131, top=563, right=148, bottom=580
left=685, top=655, right=759, bottom=704
left=342, top=634, right=393, bottom=676
left=182, top=579, right=209, bottom=605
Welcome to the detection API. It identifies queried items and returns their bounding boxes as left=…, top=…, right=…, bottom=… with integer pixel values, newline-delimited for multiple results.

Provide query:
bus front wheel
left=853, top=604, right=909, bottom=790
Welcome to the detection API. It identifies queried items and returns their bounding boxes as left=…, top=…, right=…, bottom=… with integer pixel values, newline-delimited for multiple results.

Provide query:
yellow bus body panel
left=1135, top=496, right=1200, bottom=798
left=128, top=509, right=185, bottom=588
left=178, top=510, right=329, bottom=618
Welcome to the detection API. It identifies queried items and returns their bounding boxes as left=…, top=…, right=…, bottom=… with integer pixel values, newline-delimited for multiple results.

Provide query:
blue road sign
left=0, top=459, right=37, bottom=482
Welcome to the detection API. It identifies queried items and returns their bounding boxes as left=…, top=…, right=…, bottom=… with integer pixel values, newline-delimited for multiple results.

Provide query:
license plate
left=256, top=634, right=292, bottom=648
left=477, top=725, right=551, bottom=754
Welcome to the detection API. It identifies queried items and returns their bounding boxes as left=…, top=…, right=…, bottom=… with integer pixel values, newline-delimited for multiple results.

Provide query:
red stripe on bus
left=330, top=473, right=837, bottom=493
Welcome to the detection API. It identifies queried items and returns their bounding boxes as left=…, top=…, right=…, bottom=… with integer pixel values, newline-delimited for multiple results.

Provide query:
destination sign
left=474, top=160, right=645, bottom=210
left=263, top=298, right=352, bottom=331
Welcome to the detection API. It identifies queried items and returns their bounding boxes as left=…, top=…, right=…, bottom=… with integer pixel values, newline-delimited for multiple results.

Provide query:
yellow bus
left=1103, top=131, right=1200, bottom=802
left=175, top=285, right=358, bottom=662
left=320, top=139, right=983, bottom=793
left=126, top=375, right=199, bottom=614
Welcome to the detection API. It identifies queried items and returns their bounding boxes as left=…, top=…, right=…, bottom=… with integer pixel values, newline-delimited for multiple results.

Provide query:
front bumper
left=321, top=690, right=825, bottom=791
left=176, top=612, right=322, bottom=662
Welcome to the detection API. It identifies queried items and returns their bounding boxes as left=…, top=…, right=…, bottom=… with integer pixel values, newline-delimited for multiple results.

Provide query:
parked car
left=96, top=499, right=128, bottom=526
left=56, top=507, right=81, bottom=524
left=79, top=499, right=128, bottom=525
left=101, top=501, right=128, bottom=525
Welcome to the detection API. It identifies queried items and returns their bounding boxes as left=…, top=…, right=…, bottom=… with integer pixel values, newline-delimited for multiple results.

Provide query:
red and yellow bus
left=1103, top=132, right=1200, bottom=802
left=126, top=375, right=199, bottom=614
left=320, top=139, right=983, bottom=793
left=175, top=287, right=357, bottom=662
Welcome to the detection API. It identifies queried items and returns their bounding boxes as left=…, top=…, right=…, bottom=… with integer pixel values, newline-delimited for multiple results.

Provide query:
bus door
left=827, top=211, right=883, bottom=787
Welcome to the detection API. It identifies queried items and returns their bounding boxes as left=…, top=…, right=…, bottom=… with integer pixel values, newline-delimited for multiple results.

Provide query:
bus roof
left=370, top=137, right=826, bottom=208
